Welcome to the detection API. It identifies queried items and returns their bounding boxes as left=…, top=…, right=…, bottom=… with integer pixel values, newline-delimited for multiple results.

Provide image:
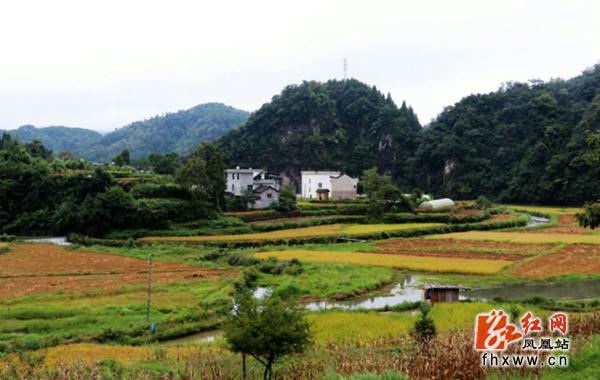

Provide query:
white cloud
left=1, top=0, right=599, bottom=130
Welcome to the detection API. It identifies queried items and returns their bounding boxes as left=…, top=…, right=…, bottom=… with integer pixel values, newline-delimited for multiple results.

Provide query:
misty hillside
left=2, top=103, right=249, bottom=161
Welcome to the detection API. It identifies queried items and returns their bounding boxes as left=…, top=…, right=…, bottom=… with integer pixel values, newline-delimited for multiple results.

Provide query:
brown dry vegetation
left=378, top=239, right=553, bottom=255
left=0, top=244, right=232, bottom=298
left=511, top=244, right=600, bottom=278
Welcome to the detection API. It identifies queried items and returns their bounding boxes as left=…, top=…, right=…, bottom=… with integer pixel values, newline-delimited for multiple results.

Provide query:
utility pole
left=146, top=253, right=152, bottom=326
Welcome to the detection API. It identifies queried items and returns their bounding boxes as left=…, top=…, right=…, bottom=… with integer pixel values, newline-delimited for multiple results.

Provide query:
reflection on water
left=466, top=279, right=600, bottom=301
left=526, top=216, right=551, bottom=227
left=306, top=276, right=432, bottom=311
left=163, top=330, right=223, bottom=345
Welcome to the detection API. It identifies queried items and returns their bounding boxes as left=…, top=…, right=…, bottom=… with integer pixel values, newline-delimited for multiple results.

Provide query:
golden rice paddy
left=255, top=250, right=512, bottom=274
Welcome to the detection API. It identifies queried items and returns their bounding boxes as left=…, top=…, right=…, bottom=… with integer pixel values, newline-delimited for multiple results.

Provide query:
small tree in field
left=577, top=202, right=600, bottom=229
left=223, top=293, right=311, bottom=380
left=412, top=302, right=436, bottom=342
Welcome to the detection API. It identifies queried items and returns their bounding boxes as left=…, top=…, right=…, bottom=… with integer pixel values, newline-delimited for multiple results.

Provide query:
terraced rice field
left=0, top=244, right=232, bottom=297
left=255, top=250, right=512, bottom=274
left=427, top=231, right=600, bottom=244
left=511, top=244, right=600, bottom=278
left=141, top=223, right=446, bottom=243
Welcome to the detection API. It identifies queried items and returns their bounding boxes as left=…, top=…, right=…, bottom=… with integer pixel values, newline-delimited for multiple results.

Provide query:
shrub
left=412, top=302, right=436, bottom=342
left=0, top=234, right=16, bottom=242
left=130, top=183, right=191, bottom=199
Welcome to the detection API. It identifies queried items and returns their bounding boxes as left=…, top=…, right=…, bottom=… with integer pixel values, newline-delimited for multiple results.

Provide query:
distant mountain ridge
left=1, top=103, right=249, bottom=161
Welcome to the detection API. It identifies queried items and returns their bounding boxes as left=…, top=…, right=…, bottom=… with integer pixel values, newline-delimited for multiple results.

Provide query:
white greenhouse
left=418, top=198, right=455, bottom=211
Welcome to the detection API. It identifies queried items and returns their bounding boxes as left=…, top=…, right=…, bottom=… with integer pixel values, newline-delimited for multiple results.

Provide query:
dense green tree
left=25, top=139, right=53, bottom=160
left=57, top=150, right=77, bottom=161
left=577, top=202, right=600, bottom=229
left=113, top=149, right=130, bottom=167
left=273, top=184, right=297, bottom=212
left=223, top=293, right=311, bottom=380
left=192, top=143, right=227, bottom=211
left=361, top=168, right=402, bottom=218
left=79, top=187, right=137, bottom=236
left=147, top=152, right=179, bottom=174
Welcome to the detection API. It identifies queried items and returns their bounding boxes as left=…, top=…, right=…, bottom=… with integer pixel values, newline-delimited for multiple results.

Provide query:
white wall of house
left=250, top=187, right=280, bottom=209
left=225, top=168, right=263, bottom=196
left=330, top=174, right=358, bottom=199
left=301, top=171, right=340, bottom=199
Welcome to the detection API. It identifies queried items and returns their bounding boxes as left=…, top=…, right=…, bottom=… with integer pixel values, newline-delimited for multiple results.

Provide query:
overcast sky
left=1, top=0, right=599, bottom=132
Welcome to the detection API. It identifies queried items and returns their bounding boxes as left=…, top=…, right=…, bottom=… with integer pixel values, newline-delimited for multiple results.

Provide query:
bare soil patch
left=377, top=239, right=552, bottom=255
left=374, top=249, right=524, bottom=261
left=0, top=244, right=232, bottom=298
left=511, top=244, right=600, bottom=278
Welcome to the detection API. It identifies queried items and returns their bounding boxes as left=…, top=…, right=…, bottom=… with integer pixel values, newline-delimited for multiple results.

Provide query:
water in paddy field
left=525, top=216, right=551, bottom=227
left=163, top=330, right=223, bottom=345
left=22, top=237, right=71, bottom=245
left=306, top=276, right=435, bottom=311
left=465, top=279, right=600, bottom=301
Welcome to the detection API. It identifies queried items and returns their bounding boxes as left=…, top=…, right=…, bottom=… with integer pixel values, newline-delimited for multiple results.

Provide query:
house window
left=267, top=193, right=272, bottom=198
left=247, top=185, right=253, bottom=192
left=232, top=184, right=235, bottom=191
left=318, top=183, right=322, bottom=188
left=309, top=178, right=311, bottom=184
left=231, top=173, right=235, bottom=180
left=237, top=173, right=240, bottom=180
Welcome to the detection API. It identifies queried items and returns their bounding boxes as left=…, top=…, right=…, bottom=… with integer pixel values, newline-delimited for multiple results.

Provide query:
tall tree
left=223, top=293, right=311, bottom=380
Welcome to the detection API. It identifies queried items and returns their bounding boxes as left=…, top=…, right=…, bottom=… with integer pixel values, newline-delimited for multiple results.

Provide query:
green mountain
left=0, top=125, right=103, bottom=157
left=219, top=79, right=422, bottom=187
left=90, top=103, right=249, bottom=161
left=414, top=64, right=600, bottom=205
left=2, top=103, right=249, bottom=161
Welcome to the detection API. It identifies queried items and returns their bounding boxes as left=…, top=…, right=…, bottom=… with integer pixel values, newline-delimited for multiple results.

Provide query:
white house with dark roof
left=249, top=185, right=280, bottom=209
left=301, top=171, right=358, bottom=200
left=225, top=167, right=280, bottom=209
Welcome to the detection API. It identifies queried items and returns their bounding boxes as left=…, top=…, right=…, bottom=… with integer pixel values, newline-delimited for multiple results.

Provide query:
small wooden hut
left=423, top=285, right=461, bottom=303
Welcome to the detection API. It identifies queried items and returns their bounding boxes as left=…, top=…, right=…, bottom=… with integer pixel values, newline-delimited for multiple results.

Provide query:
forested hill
left=0, top=125, right=103, bottom=158
left=89, top=103, right=249, bottom=161
left=2, top=103, right=249, bottom=162
left=218, top=79, right=422, bottom=186
left=414, top=64, right=600, bottom=205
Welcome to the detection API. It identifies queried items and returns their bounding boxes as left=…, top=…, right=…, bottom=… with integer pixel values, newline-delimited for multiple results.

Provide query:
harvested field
left=511, top=244, right=600, bottom=278
left=427, top=231, right=600, bottom=244
left=0, top=244, right=232, bottom=298
left=375, top=249, right=524, bottom=261
left=255, top=250, right=512, bottom=274
left=481, top=213, right=515, bottom=224
left=377, top=239, right=554, bottom=255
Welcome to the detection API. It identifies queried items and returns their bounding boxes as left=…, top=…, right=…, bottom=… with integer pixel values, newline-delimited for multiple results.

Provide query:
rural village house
left=301, top=171, right=358, bottom=200
left=225, top=167, right=280, bottom=209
